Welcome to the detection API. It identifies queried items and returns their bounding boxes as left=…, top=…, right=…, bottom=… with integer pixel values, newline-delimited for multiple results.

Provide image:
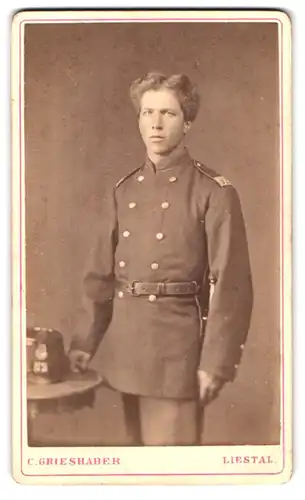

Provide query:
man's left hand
left=197, top=370, right=226, bottom=405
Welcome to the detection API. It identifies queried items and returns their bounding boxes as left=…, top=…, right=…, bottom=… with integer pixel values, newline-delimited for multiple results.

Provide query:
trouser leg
left=139, top=396, right=199, bottom=446
left=196, top=404, right=205, bottom=445
left=121, top=393, right=142, bottom=445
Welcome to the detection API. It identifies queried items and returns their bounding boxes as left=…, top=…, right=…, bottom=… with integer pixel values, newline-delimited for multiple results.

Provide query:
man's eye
left=142, top=110, right=152, bottom=116
left=165, top=111, right=176, bottom=117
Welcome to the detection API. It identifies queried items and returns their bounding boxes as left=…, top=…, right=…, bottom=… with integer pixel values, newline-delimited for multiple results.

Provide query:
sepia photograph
left=11, top=9, right=292, bottom=485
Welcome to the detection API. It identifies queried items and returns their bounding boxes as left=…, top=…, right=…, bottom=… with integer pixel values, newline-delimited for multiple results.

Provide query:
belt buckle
left=157, top=282, right=166, bottom=296
left=131, top=281, right=140, bottom=296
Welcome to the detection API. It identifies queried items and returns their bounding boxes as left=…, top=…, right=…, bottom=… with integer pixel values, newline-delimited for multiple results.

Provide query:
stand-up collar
left=144, top=143, right=192, bottom=173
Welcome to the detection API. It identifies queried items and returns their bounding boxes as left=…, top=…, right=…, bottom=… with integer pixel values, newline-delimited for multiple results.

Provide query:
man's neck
left=147, top=142, right=186, bottom=169
left=148, top=152, right=166, bottom=166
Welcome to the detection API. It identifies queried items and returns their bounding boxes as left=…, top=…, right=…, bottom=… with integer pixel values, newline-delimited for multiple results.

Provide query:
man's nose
left=152, top=112, right=163, bottom=129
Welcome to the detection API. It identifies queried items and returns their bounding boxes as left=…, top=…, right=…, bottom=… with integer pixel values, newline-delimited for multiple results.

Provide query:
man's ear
left=183, top=121, right=192, bottom=134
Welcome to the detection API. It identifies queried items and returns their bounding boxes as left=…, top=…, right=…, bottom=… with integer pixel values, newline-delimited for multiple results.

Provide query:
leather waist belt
left=124, top=281, right=200, bottom=297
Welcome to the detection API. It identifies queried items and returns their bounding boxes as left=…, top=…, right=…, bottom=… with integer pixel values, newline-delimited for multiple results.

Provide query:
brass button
left=156, top=232, right=164, bottom=240
left=169, top=176, right=177, bottom=183
left=123, top=230, right=130, bottom=238
left=161, top=201, right=169, bottom=209
left=118, top=291, right=124, bottom=298
left=240, top=344, right=245, bottom=350
left=151, top=262, right=159, bottom=270
left=119, top=261, right=126, bottom=268
left=137, top=175, right=144, bottom=182
left=148, top=294, right=157, bottom=302
left=234, top=364, right=239, bottom=369
left=129, top=202, right=136, bottom=208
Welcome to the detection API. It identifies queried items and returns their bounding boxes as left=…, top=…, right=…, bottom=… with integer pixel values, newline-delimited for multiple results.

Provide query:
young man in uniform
left=69, top=72, right=253, bottom=446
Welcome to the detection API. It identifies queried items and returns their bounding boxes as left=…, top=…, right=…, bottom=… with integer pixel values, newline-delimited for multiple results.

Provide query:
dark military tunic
left=76, top=146, right=253, bottom=400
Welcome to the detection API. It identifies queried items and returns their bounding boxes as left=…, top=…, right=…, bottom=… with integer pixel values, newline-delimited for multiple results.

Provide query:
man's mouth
left=149, top=136, right=165, bottom=142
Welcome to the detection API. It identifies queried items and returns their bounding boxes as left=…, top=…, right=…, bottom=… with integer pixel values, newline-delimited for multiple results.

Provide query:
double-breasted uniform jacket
left=74, top=146, right=253, bottom=400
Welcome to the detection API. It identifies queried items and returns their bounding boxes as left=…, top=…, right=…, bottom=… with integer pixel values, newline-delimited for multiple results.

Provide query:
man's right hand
left=68, top=349, right=91, bottom=373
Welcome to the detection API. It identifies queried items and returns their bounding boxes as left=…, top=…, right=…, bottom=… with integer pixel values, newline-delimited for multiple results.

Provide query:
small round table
left=27, top=369, right=104, bottom=445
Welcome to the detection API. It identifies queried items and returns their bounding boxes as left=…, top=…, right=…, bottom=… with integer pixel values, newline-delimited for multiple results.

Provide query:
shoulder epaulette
left=193, top=160, right=232, bottom=188
left=115, top=165, right=144, bottom=189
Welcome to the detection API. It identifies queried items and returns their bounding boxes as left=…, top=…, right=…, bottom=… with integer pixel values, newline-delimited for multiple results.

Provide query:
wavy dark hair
left=129, top=72, right=200, bottom=122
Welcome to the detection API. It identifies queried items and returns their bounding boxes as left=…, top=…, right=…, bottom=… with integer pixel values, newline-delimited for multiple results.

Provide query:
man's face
left=138, top=89, right=191, bottom=157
